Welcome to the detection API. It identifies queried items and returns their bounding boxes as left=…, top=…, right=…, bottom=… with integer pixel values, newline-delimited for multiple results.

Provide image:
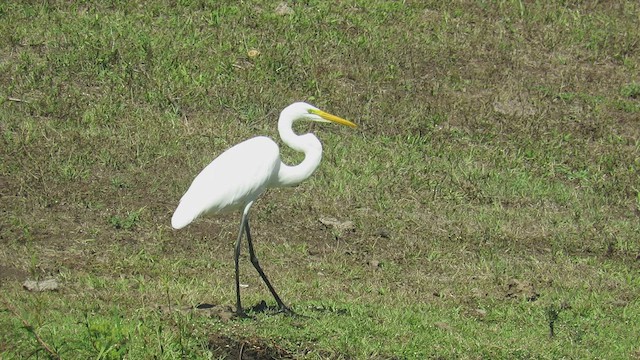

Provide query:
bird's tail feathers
left=171, top=204, right=197, bottom=229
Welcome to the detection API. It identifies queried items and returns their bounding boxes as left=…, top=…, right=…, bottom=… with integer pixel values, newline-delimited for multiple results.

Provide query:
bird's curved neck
left=275, top=112, right=322, bottom=187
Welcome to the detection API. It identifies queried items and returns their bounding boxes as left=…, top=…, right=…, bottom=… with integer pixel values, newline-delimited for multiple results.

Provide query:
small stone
left=275, top=2, right=294, bottom=16
left=23, top=278, right=59, bottom=292
left=367, top=260, right=381, bottom=268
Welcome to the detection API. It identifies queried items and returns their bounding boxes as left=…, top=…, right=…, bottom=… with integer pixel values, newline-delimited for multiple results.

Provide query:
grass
left=1, top=0, right=640, bottom=358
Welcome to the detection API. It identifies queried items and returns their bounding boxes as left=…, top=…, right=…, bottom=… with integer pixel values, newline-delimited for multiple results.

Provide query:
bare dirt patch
left=0, top=264, right=28, bottom=284
left=208, top=333, right=292, bottom=360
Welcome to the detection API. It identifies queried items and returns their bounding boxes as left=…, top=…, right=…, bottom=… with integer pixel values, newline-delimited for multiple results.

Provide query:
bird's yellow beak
left=310, top=109, right=357, bottom=128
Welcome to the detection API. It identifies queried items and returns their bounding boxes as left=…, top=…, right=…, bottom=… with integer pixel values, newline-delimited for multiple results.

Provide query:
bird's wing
left=171, top=136, right=280, bottom=229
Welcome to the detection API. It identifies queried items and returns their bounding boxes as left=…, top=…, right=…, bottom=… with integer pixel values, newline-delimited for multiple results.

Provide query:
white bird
left=171, top=102, right=356, bottom=316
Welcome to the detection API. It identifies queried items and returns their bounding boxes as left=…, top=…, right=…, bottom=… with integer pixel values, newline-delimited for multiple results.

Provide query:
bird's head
left=283, top=102, right=357, bottom=128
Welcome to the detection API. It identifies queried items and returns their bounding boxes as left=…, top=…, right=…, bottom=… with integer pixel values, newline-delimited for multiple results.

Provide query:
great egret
left=171, top=102, right=356, bottom=316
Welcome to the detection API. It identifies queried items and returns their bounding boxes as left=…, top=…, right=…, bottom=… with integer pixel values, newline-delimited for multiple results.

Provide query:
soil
left=208, top=333, right=292, bottom=360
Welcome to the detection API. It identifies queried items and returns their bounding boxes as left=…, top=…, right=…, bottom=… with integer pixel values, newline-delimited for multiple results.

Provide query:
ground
left=1, top=1, right=640, bottom=358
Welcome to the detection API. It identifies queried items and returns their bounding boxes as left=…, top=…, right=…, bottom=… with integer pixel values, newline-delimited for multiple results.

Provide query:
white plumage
left=171, top=136, right=280, bottom=229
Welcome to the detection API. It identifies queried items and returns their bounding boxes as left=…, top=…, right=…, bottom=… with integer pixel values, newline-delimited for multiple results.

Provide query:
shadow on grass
left=202, top=301, right=351, bottom=359
left=195, top=300, right=351, bottom=318
left=208, top=332, right=292, bottom=360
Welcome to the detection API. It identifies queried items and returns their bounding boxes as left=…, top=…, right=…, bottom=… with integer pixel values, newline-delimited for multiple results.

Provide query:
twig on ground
left=1, top=297, right=60, bottom=359
left=7, top=97, right=28, bottom=103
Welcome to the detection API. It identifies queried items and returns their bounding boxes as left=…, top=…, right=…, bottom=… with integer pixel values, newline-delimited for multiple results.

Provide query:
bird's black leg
left=234, top=213, right=249, bottom=318
left=244, top=217, right=295, bottom=315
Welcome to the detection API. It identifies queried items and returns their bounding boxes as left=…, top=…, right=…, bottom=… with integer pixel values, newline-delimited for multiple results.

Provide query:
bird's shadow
left=306, top=303, right=350, bottom=316
left=247, top=300, right=279, bottom=314
left=193, top=300, right=295, bottom=320
left=245, top=301, right=352, bottom=318
left=194, top=300, right=350, bottom=320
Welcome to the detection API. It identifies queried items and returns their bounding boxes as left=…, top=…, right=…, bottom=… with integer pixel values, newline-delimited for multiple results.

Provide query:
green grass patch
left=2, top=0, right=640, bottom=358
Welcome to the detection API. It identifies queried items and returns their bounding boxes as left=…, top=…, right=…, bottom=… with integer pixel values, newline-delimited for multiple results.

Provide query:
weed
left=84, top=314, right=131, bottom=360
left=109, top=210, right=142, bottom=230
left=621, top=82, right=640, bottom=99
